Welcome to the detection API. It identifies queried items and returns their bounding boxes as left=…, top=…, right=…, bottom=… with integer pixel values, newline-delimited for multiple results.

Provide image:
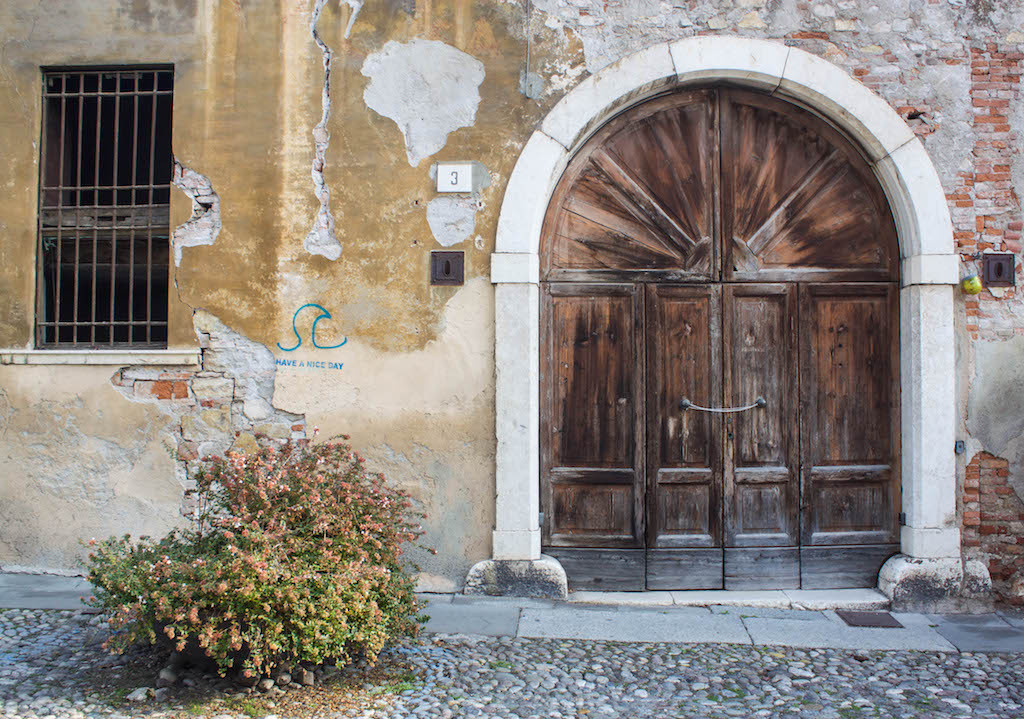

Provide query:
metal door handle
left=679, top=396, right=767, bottom=413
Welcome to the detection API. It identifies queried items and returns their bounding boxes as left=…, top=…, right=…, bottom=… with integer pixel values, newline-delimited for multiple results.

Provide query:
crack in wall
left=304, top=0, right=351, bottom=261
left=171, top=158, right=222, bottom=267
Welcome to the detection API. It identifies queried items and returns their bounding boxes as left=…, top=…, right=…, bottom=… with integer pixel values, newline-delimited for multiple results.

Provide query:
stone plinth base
left=879, top=555, right=992, bottom=613
left=464, top=554, right=568, bottom=599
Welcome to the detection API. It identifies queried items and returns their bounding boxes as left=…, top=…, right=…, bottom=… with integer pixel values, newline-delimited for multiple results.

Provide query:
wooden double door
left=538, top=87, right=902, bottom=590
left=541, top=281, right=899, bottom=590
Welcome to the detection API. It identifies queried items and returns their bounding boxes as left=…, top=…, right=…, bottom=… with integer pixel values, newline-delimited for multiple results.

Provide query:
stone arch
left=474, top=37, right=969, bottom=606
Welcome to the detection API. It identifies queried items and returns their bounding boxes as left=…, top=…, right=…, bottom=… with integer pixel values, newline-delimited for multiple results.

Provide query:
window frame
left=34, top=64, right=176, bottom=350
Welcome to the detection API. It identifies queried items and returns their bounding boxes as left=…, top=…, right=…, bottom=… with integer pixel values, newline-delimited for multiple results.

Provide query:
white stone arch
left=475, top=37, right=969, bottom=605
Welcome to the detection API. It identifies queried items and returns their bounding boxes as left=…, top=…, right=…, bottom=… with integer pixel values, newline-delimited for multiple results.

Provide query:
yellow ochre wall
left=0, top=0, right=578, bottom=587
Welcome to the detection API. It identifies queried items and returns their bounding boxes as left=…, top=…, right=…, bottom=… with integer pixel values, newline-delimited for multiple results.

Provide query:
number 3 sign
left=435, top=161, right=475, bottom=193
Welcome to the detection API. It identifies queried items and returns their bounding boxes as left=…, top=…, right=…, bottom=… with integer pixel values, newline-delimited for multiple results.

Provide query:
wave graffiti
left=277, top=303, right=348, bottom=352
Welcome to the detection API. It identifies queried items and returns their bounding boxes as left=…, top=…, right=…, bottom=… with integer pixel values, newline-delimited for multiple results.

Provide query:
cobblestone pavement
left=3, top=609, right=1024, bottom=718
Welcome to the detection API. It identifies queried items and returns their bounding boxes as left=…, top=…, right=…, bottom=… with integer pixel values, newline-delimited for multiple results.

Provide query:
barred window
left=36, top=67, right=174, bottom=347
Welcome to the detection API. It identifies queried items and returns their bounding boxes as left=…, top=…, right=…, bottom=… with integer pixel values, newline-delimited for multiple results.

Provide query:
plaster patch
left=361, top=39, right=485, bottom=167
left=305, top=0, right=344, bottom=261
left=967, top=334, right=1024, bottom=500
left=543, top=57, right=587, bottom=97
left=1012, top=90, right=1024, bottom=209
left=917, top=62, right=973, bottom=190
left=171, top=159, right=221, bottom=267
left=520, top=70, right=544, bottom=99
left=427, top=196, right=477, bottom=247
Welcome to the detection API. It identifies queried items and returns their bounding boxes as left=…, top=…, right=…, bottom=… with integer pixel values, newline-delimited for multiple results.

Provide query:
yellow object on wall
left=962, top=274, right=983, bottom=295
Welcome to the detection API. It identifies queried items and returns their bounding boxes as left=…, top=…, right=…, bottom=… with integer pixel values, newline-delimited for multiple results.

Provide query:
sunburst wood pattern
left=542, top=89, right=897, bottom=281
left=545, top=90, right=717, bottom=277
left=721, top=93, right=896, bottom=280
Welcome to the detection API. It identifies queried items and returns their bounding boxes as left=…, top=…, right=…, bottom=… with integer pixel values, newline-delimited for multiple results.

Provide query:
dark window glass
left=36, top=67, right=174, bottom=347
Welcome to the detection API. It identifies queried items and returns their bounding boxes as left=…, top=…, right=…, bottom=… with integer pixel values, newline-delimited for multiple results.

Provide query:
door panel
left=542, top=283, right=645, bottom=553
left=646, top=285, right=723, bottom=589
left=722, top=284, right=799, bottom=547
left=647, top=549, right=723, bottom=590
left=722, top=284, right=799, bottom=588
left=646, top=284, right=722, bottom=548
left=725, top=547, right=799, bottom=590
left=543, top=89, right=718, bottom=283
left=799, top=283, right=899, bottom=545
left=800, top=545, right=899, bottom=589
left=799, top=283, right=899, bottom=587
left=545, top=548, right=646, bottom=591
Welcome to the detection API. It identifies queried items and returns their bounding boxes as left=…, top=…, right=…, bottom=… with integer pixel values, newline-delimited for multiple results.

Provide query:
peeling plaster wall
left=0, top=0, right=542, bottom=583
left=968, top=336, right=1024, bottom=500
left=0, top=366, right=184, bottom=572
left=172, top=159, right=222, bottom=267
left=2, top=0, right=1024, bottom=595
left=272, top=278, right=495, bottom=590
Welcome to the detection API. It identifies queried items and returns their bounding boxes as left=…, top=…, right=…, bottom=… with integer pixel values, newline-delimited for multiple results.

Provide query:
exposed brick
left=964, top=452, right=1024, bottom=604
left=177, top=441, right=199, bottom=462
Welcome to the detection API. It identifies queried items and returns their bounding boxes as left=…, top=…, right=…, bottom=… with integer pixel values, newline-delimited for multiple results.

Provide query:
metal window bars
left=35, top=67, right=174, bottom=348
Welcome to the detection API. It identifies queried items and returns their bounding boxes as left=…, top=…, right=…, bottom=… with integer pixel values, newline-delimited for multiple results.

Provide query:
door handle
left=679, top=396, right=767, bottom=413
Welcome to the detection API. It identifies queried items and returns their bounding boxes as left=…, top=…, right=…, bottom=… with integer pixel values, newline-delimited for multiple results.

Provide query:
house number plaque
left=435, top=162, right=475, bottom=193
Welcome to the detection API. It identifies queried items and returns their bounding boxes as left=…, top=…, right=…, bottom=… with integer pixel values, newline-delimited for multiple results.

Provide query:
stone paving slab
left=667, top=587, right=889, bottom=609
left=785, top=588, right=890, bottom=610
left=742, top=613, right=957, bottom=651
left=672, top=589, right=791, bottom=608
left=415, top=592, right=453, bottom=605
left=930, top=613, right=1024, bottom=653
left=569, top=590, right=674, bottom=606
left=710, top=605, right=828, bottom=620
left=1001, top=611, right=1024, bottom=629
left=0, top=573, right=90, bottom=610
left=452, top=594, right=558, bottom=609
left=421, top=600, right=521, bottom=636
left=518, top=606, right=752, bottom=644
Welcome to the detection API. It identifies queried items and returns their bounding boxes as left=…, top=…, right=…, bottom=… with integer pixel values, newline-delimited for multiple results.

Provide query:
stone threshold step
left=568, top=588, right=889, bottom=611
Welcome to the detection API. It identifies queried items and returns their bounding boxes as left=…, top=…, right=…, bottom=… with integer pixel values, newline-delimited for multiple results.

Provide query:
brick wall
left=957, top=44, right=1024, bottom=340
left=963, top=452, right=1024, bottom=604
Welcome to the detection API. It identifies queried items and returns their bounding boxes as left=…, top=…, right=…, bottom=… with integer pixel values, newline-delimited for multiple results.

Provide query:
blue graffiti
left=277, top=303, right=348, bottom=352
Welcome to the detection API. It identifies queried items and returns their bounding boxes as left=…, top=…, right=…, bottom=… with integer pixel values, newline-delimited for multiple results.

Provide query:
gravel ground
left=3, top=608, right=1024, bottom=719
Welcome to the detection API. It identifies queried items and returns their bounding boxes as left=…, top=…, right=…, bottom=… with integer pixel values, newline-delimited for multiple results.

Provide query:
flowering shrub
left=86, top=438, right=425, bottom=678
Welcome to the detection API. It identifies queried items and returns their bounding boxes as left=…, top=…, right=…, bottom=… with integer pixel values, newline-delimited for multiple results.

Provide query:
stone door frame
left=475, top=37, right=966, bottom=602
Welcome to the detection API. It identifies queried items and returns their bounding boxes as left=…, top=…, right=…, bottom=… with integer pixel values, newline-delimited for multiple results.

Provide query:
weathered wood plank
left=647, top=549, right=724, bottom=590
left=540, top=89, right=716, bottom=279
left=541, top=283, right=645, bottom=550
left=800, top=545, right=899, bottom=589
left=720, top=89, right=898, bottom=282
left=724, top=547, right=800, bottom=590
left=546, top=548, right=646, bottom=591
left=799, top=283, right=900, bottom=547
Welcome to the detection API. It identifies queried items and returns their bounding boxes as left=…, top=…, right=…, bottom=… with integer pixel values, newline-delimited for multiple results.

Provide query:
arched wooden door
left=539, top=88, right=900, bottom=591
